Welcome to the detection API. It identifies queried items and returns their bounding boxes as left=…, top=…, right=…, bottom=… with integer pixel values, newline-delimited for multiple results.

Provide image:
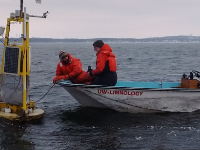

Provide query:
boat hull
left=62, top=85, right=200, bottom=113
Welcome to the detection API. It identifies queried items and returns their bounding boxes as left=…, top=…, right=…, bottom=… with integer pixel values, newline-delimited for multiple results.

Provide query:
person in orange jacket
left=87, top=40, right=117, bottom=86
left=53, top=51, right=91, bottom=84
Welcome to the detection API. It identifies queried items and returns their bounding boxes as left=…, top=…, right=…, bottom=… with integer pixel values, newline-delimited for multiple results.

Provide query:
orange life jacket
left=92, top=44, right=117, bottom=75
left=56, top=53, right=88, bottom=84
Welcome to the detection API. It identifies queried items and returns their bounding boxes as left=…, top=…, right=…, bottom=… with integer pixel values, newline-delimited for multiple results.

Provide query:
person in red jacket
left=53, top=51, right=90, bottom=84
left=87, top=40, right=117, bottom=86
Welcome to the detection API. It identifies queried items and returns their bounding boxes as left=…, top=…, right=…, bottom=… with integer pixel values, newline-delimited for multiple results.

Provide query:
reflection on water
left=0, top=119, right=34, bottom=150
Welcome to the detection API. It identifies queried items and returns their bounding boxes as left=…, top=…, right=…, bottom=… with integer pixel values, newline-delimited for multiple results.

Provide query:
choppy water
left=0, top=42, right=200, bottom=150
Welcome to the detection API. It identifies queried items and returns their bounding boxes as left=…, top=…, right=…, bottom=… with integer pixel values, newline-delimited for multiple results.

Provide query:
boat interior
left=59, top=80, right=181, bottom=89
left=59, top=71, right=200, bottom=89
left=59, top=78, right=200, bottom=89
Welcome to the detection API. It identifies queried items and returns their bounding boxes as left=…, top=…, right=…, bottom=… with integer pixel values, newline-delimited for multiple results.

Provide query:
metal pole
left=24, top=7, right=26, bottom=38
left=20, top=0, right=23, bottom=18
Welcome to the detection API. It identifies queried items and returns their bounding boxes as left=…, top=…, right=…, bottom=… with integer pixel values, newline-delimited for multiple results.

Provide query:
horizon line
left=6, top=35, right=200, bottom=40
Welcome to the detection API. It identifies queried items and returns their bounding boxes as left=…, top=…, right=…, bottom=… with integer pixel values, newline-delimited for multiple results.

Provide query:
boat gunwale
left=57, top=81, right=200, bottom=92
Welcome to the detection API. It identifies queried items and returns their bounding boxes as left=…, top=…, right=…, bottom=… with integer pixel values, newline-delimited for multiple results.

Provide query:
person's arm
left=92, top=53, right=108, bottom=75
left=68, top=59, right=82, bottom=80
left=56, top=62, right=63, bottom=76
left=53, top=62, right=65, bottom=83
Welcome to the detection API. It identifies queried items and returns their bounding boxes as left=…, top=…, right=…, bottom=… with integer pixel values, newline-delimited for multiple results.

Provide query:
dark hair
left=93, top=40, right=104, bottom=48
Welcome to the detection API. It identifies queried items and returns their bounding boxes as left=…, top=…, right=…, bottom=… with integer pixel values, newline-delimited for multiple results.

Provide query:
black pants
left=91, top=72, right=117, bottom=86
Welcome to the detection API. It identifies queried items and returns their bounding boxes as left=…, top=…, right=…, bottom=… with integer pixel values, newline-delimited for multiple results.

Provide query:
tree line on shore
left=2, top=35, right=200, bottom=43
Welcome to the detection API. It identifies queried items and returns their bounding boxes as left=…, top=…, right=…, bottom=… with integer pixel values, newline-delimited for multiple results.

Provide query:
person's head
left=93, top=40, right=104, bottom=52
left=59, top=51, right=69, bottom=64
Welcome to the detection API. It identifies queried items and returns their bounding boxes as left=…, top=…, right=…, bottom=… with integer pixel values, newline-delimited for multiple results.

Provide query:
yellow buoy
left=0, top=0, right=48, bottom=121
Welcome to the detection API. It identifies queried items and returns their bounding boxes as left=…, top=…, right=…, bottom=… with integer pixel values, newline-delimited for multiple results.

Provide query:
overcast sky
left=0, top=0, right=200, bottom=39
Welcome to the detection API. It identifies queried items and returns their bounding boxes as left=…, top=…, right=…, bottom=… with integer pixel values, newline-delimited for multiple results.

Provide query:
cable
left=34, top=83, right=56, bottom=103
left=2, top=75, right=22, bottom=101
left=0, top=39, right=4, bottom=44
left=0, top=36, right=5, bottom=45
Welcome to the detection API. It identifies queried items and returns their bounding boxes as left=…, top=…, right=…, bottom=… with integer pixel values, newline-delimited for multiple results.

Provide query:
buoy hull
left=0, top=108, right=44, bottom=121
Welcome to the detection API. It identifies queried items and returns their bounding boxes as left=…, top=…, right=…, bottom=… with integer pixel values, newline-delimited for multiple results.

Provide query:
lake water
left=0, top=42, right=200, bottom=150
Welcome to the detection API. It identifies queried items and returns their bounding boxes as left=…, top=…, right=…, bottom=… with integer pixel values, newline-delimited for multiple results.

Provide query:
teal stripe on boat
left=115, top=81, right=180, bottom=89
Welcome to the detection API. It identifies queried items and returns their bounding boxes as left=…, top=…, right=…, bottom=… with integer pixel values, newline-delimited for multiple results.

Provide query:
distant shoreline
left=1, top=36, right=200, bottom=43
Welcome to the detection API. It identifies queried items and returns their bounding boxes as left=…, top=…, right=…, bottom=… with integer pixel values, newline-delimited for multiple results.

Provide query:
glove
left=87, top=66, right=93, bottom=76
left=87, top=66, right=92, bottom=73
left=53, top=75, right=69, bottom=84
left=53, top=76, right=58, bottom=84
left=88, top=70, right=93, bottom=76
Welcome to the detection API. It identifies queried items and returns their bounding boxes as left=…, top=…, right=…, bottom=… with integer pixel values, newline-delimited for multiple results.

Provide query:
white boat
left=57, top=72, right=200, bottom=113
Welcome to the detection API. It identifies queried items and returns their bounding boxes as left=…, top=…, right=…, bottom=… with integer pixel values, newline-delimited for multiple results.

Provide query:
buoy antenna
left=20, top=0, right=23, bottom=17
left=20, top=0, right=44, bottom=18
left=29, top=11, right=49, bottom=18
left=43, top=11, right=49, bottom=18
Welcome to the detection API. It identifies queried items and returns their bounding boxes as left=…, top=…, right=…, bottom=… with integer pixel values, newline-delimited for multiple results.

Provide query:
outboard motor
left=189, top=72, right=193, bottom=80
left=182, top=73, right=187, bottom=79
left=192, top=70, right=200, bottom=88
left=192, top=70, right=200, bottom=81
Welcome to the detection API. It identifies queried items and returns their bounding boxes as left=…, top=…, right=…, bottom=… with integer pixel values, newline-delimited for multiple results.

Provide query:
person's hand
left=87, top=65, right=92, bottom=72
left=53, top=75, right=69, bottom=84
left=53, top=76, right=58, bottom=84
left=87, top=70, right=93, bottom=76
left=87, top=65, right=93, bottom=76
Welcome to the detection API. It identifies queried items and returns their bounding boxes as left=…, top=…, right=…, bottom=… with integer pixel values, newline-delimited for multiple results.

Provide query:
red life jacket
left=56, top=53, right=88, bottom=84
left=92, top=44, right=117, bottom=75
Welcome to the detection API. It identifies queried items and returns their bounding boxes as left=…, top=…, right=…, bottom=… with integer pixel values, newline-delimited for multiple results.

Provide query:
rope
left=0, top=39, right=4, bottom=45
left=0, top=36, right=5, bottom=45
left=1, top=75, right=22, bottom=101
left=34, top=83, right=55, bottom=103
